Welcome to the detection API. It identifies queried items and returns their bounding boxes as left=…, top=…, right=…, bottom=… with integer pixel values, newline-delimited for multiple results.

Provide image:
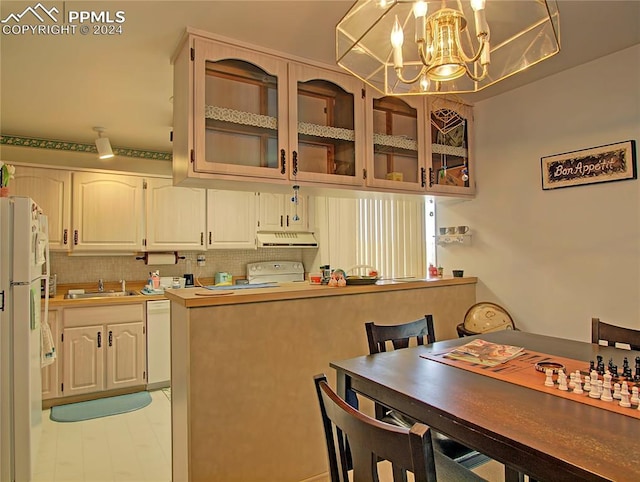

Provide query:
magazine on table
left=444, top=339, right=525, bottom=367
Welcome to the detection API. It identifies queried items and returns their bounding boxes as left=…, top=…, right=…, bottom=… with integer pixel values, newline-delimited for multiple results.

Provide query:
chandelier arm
left=417, top=40, right=432, bottom=67
left=464, top=62, right=488, bottom=82
left=454, top=30, right=487, bottom=64
left=394, top=66, right=428, bottom=85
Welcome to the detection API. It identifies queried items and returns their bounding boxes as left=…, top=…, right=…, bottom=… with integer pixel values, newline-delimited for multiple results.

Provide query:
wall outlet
left=197, top=255, right=206, bottom=267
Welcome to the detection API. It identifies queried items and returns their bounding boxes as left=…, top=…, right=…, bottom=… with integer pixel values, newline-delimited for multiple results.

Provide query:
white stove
left=246, top=261, right=305, bottom=284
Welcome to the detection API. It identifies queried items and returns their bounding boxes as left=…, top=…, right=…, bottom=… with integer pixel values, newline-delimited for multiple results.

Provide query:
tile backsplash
left=51, top=249, right=318, bottom=284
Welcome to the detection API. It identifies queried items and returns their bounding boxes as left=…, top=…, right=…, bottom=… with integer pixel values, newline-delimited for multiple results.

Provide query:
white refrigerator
left=0, top=196, right=49, bottom=482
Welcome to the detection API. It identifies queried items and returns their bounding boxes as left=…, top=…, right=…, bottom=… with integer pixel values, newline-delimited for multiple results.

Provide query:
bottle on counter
left=428, top=264, right=438, bottom=278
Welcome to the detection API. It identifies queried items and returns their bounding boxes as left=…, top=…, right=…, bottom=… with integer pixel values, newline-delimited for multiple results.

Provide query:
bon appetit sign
left=541, top=140, right=637, bottom=190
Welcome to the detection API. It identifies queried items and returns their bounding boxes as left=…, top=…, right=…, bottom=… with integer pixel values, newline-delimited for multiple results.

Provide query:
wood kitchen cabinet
left=41, top=308, right=61, bottom=400
left=61, top=304, right=146, bottom=398
left=257, top=192, right=309, bottom=232
left=12, top=165, right=72, bottom=250
left=365, top=90, right=427, bottom=192
left=173, top=33, right=365, bottom=188
left=145, top=177, right=207, bottom=250
left=72, top=172, right=145, bottom=251
left=206, top=190, right=257, bottom=249
left=426, top=99, right=475, bottom=196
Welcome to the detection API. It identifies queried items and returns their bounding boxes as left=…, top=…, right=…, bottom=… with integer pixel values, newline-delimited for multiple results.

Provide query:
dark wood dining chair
left=314, top=374, right=486, bottom=482
left=591, top=317, right=640, bottom=350
left=365, top=316, right=491, bottom=469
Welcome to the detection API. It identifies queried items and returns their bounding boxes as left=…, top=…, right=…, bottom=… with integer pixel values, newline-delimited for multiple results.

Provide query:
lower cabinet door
left=62, top=325, right=104, bottom=397
left=105, top=322, right=146, bottom=390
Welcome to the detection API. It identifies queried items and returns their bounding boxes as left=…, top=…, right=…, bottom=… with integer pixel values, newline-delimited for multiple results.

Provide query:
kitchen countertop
left=164, top=276, right=477, bottom=308
left=47, top=276, right=478, bottom=308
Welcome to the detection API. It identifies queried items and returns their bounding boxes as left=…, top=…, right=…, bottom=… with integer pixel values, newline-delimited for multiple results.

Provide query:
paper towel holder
left=136, top=251, right=185, bottom=265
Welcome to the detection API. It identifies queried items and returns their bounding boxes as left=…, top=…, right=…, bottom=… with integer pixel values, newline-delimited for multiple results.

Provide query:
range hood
left=256, top=231, right=318, bottom=248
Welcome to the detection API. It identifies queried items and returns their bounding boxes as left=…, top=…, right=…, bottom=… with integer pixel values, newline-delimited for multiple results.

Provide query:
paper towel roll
left=146, top=253, right=177, bottom=265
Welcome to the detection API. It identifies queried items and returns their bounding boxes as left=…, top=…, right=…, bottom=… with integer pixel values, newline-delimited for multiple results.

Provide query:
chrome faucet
left=98, top=279, right=104, bottom=292
left=120, top=279, right=126, bottom=293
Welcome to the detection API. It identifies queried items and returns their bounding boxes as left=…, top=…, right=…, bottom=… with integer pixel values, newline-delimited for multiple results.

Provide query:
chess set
left=423, top=350, right=640, bottom=419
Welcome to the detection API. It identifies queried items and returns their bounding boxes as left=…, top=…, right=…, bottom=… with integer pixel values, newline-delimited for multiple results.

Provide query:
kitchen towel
left=41, top=318, right=56, bottom=367
left=146, top=253, right=177, bottom=265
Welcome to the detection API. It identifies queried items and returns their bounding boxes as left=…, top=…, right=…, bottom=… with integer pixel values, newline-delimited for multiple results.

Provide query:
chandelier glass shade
left=336, top=0, right=560, bottom=96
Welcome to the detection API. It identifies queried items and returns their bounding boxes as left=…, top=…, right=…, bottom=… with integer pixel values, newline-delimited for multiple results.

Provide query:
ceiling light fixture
left=336, top=0, right=561, bottom=95
left=93, top=127, right=114, bottom=159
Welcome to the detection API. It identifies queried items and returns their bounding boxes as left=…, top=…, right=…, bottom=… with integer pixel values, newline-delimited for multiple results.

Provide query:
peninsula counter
left=164, top=277, right=477, bottom=481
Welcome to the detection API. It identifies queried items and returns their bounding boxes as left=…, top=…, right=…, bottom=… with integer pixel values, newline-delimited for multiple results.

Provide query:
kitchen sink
left=64, top=290, right=140, bottom=299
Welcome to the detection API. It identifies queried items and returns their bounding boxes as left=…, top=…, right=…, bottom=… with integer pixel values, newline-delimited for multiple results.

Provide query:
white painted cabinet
left=72, top=172, right=145, bottom=251
left=145, top=178, right=207, bottom=250
left=61, top=304, right=146, bottom=398
left=12, top=165, right=72, bottom=250
left=206, top=190, right=257, bottom=249
left=257, top=192, right=309, bottom=232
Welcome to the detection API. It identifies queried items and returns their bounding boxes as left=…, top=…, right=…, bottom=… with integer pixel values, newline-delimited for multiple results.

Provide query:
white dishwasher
left=146, top=300, right=171, bottom=389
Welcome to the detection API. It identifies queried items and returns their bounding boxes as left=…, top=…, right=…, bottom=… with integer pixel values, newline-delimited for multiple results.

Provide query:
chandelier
left=336, top=0, right=560, bottom=95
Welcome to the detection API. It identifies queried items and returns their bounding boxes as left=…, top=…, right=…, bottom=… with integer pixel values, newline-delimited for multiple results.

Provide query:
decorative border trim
left=0, top=135, right=172, bottom=161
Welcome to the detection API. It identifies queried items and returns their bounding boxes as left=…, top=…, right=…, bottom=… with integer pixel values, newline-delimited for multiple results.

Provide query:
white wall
left=436, top=45, right=640, bottom=341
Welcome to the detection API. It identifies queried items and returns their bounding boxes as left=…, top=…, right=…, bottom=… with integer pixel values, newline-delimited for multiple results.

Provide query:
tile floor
left=34, top=390, right=171, bottom=482
left=34, top=388, right=504, bottom=482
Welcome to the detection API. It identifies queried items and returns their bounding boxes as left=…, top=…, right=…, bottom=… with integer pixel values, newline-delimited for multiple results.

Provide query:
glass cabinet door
left=288, top=63, right=364, bottom=186
left=193, top=39, right=288, bottom=180
left=365, top=91, right=426, bottom=192
left=427, top=99, right=475, bottom=195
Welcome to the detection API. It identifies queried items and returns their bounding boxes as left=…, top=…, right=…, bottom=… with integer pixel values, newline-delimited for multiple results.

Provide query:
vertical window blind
left=356, top=198, right=426, bottom=279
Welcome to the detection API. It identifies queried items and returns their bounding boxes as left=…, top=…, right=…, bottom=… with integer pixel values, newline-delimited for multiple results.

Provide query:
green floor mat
left=50, top=391, right=152, bottom=422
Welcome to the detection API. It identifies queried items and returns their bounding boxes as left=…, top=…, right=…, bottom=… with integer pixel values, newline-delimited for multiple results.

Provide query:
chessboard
left=422, top=349, right=640, bottom=420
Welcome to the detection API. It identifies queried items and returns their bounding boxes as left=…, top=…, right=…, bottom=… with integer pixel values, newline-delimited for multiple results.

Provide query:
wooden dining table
left=330, top=330, right=640, bottom=482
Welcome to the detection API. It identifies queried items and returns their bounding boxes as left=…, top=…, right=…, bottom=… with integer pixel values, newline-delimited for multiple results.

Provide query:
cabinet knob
left=209, top=232, right=212, bottom=245
left=280, top=215, right=283, bottom=228
left=74, top=230, right=78, bottom=245
left=421, top=168, right=426, bottom=188
left=200, top=232, right=204, bottom=246
left=63, top=229, right=68, bottom=245
left=97, top=331, right=102, bottom=348
left=292, top=151, right=298, bottom=176
left=108, top=330, right=113, bottom=347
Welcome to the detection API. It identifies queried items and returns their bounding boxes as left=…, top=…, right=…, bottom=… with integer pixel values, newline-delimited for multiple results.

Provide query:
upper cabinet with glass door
left=192, top=39, right=289, bottom=180
left=426, top=99, right=475, bottom=196
left=287, top=63, right=365, bottom=187
left=364, top=90, right=427, bottom=192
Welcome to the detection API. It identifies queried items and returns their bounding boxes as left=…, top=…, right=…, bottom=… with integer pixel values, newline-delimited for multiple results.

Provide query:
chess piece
left=557, top=370, right=568, bottom=391
left=631, top=386, right=639, bottom=405
left=622, top=358, right=632, bottom=379
left=583, top=376, right=591, bottom=392
left=589, top=380, right=602, bottom=399
left=620, top=382, right=630, bottom=397
left=572, top=377, right=583, bottom=394
left=612, top=364, right=619, bottom=378
left=590, top=370, right=599, bottom=384
left=597, top=356, right=605, bottom=376
left=619, top=392, right=631, bottom=408
left=612, top=383, right=621, bottom=400
left=600, top=381, right=613, bottom=402
left=634, top=356, right=640, bottom=382
left=544, top=368, right=555, bottom=387
left=603, top=373, right=612, bottom=390
left=568, top=372, right=576, bottom=389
